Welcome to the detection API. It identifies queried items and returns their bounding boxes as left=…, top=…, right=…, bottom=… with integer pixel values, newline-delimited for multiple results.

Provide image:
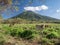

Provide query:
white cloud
left=41, top=5, right=48, bottom=10
left=56, top=10, right=60, bottom=13
left=24, top=5, right=48, bottom=11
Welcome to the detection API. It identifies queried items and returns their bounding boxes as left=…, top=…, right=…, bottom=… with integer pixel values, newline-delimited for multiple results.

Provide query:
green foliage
left=10, top=28, right=17, bottom=37
left=9, top=28, right=38, bottom=39
left=7, top=25, right=37, bottom=39
left=11, top=11, right=60, bottom=23
left=46, top=32, right=59, bottom=39
left=41, top=38, right=54, bottom=45
left=18, top=30, right=34, bottom=39
left=0, top=34, right=5, bottom=45
left=42, top=28, right=59, bottom=39
left=0, top=24, right=60, bottom=45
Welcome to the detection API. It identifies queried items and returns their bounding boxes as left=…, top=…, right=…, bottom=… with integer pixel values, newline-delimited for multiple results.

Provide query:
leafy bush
left=41, top=38, right=54, bottom=45
left=9, top=27, right=37, bottom=39
left=43, top=30, right=48, bottom=35
left=46, top=32, right=59, bottom=39
left=10, top=28, right=17, bottom=37
left=18, top=30, right=34, bottom=39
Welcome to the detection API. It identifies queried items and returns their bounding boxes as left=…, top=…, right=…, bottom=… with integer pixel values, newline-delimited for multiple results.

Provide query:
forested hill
left=12, top=11, right=60, bottom=23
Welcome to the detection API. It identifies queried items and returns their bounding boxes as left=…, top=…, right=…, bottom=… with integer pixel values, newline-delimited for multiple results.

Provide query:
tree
left=0, top=0, right=12, bottom=5
left=0, top=0, right=45, bottom=14
left=0, top=0, right=12, bottom=13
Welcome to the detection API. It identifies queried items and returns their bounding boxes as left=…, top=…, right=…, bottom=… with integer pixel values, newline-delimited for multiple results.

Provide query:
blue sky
left=1, top=0, right=60, bottom=19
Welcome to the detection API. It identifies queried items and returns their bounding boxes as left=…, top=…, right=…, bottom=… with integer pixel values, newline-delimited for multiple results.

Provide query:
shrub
left=18, top=30, right=36, bottom=39
left=43, top=30, right=48, bottom=35
left=41, top=38, right=54, bottom=45
left=10, top=28, right=17, bottom=37
left=46, top=32, right=59, bottom=39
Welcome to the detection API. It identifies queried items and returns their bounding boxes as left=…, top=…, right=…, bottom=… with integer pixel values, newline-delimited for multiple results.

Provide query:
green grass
left=0, top=23, right=60, bottom=45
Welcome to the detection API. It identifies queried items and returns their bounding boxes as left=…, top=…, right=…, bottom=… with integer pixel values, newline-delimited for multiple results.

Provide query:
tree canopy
left=0, top=0, right=45, bottom=14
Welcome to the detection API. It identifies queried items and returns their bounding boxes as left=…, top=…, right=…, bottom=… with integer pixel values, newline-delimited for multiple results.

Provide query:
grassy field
left=0, top=23, right=60, bottom=45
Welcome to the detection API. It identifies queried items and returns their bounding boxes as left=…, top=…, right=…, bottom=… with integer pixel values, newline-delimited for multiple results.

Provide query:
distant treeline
left=0, top=19, right=60, bottom=24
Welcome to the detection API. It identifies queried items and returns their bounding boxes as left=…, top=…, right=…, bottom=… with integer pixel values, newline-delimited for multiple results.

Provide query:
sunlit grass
left=0, top=23, right=60, bottom=45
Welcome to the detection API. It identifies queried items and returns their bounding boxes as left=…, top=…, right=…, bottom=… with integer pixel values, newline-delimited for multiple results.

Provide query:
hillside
left=11, top=11, right=60, bottom=23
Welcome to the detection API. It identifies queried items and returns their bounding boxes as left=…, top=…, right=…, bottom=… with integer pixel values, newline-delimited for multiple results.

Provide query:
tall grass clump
left=0, top=34, right=5, bottom=45
left=42, top=28, right=59, bottom=39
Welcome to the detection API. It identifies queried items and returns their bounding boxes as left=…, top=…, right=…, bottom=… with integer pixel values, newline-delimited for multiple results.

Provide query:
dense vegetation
left=0, top=11, right=60, bottom=24
left=0, top=0, right=60, bottom=45
left=0, top=24, right=60, bottom=45
left=0, top=7, right=60, bottom=45
left=12, top=11, right=60, bottom=22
